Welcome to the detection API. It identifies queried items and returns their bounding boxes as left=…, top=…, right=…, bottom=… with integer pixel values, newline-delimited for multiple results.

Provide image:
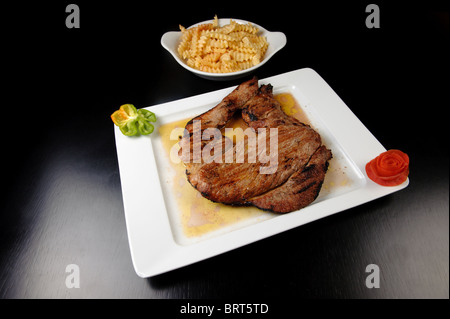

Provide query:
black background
left=1, top=0, right=448, bottom=299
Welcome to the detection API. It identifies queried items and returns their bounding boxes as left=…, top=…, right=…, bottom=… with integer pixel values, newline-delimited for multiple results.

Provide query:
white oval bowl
left=161, top=18, right=287, bottom=80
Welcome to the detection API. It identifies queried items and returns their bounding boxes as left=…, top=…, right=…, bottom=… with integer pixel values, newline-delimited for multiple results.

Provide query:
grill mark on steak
left=294, top=181, right=317, bottom=195
left=179, top=77, right=332, bottom=213
left=248, top=146, right=332, bottom=213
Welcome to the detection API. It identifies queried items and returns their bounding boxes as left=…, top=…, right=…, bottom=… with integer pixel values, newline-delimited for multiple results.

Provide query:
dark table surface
left=1, top=1, right=448, bottom=300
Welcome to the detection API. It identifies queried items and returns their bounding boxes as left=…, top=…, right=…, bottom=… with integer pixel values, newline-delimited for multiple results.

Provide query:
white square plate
left=114, top=68, right=408, bottom=277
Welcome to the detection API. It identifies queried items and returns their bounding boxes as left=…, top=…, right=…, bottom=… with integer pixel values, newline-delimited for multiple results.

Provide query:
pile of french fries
left=178, top=16, right=268, bottom=73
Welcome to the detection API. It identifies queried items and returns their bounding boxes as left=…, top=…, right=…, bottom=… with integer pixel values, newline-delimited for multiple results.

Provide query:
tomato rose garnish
left=365, top=149, right=409, bottom=186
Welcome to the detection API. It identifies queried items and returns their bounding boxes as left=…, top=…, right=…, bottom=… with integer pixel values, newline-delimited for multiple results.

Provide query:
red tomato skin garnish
left=365, top=150, right=409, bottom=186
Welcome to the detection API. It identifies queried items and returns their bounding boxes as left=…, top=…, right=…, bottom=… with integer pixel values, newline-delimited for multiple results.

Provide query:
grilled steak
left=179, top=77, right=332, bottom=213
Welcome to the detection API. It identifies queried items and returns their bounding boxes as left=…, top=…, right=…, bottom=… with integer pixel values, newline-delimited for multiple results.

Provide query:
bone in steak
left=179, top=77, right=332, bottom=213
